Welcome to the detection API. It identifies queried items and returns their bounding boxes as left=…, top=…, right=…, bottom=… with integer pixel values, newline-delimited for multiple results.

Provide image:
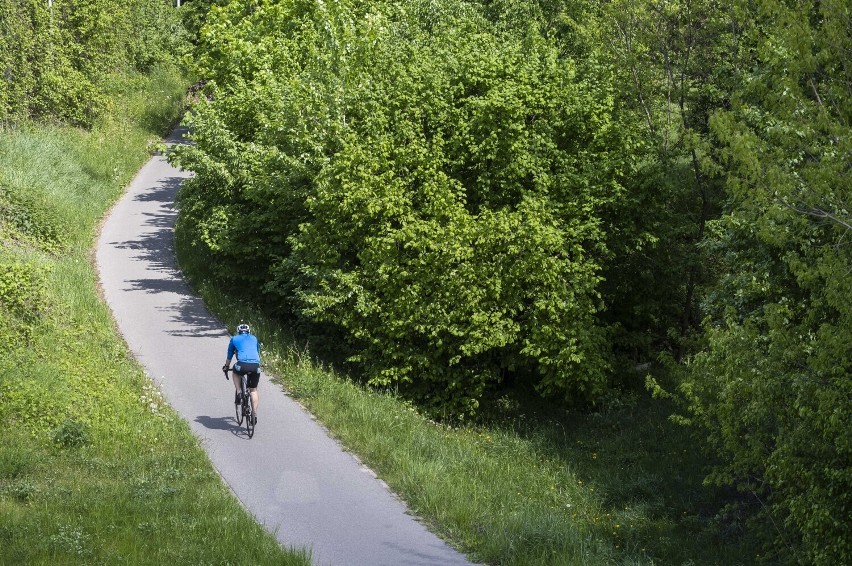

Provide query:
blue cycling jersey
left=227, top=333, right=261, bottom=364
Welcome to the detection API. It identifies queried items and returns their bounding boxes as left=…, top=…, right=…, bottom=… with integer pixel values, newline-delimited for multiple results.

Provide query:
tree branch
left=613, top=19, right=656, bottom=136
left=808, top=76, right=824, bottom=109
left=785, top=202, right=852, bottom=232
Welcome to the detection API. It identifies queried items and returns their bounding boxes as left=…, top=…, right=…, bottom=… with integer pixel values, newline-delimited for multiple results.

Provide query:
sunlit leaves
left=174, top=0, right=628, bottom=414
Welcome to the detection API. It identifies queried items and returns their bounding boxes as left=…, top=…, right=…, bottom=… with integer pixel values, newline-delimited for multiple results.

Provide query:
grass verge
left=0, top=65, right=308, bottom=565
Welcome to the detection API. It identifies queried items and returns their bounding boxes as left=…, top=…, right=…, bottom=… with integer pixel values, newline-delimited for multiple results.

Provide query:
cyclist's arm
left=226, top=338, right=236, bottom=366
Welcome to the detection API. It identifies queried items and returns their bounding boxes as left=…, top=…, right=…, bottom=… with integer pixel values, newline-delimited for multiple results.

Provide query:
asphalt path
left=96, top=128, right=473, bottom=566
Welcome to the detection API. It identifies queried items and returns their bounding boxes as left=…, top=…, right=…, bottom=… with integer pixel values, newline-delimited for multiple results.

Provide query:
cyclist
left=223, top=323, right=261, bottom=422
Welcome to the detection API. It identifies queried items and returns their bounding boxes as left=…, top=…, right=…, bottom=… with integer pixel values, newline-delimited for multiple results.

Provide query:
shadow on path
left=165, top=295, right=229, bottom=337
left=134, top=175, right=183, bottom=203
left=195, top=415, right=252, bottom=439
left=110, top=176, right=182, bottom=272
left=107, top=172, right=226, bottom=338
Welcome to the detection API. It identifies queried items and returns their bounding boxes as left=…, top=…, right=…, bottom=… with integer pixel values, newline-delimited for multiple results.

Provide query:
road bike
left=224, top=366, right=255, bottom=438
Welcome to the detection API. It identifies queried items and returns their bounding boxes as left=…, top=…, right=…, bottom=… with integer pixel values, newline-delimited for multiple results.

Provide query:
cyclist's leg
left=247, top=370, right=260, bottom=418
left=231, top=368, right=246, bottom=424
left=248, top=388, right=259, bottom=414
left=232, top=372, right=243, bottom=404
left=232, top=362, right=249, bottom=404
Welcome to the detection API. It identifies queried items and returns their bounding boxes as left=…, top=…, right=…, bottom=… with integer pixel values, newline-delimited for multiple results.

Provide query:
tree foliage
left=175, top=0, right=850, bottom=559
left=680, top=1, right=852, bottom=563
left=584, top=0, right=737, bottom=362
left=174, top=0, right=638, bottom=414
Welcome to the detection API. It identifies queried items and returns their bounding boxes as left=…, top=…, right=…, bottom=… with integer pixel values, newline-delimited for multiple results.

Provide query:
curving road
left=96, top=128, right=473, bottom=566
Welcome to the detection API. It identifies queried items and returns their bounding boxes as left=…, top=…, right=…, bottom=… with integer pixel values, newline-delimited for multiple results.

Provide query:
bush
left=174, top=0, right=630, bottom=415
left=0, top=255, right=48, bottom=344
left=53, top=419, right=91, bottom=448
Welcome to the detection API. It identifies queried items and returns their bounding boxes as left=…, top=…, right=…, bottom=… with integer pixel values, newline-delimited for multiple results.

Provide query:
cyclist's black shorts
left=233, top=362, right=260, bottom=388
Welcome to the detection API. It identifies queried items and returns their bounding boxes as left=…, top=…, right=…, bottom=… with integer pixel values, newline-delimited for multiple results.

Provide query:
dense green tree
left=580, top=0, right=738, bottom=363
left=174, top=0, right=636, bottom=413
left=514, top=1, right=850, bottom=561
left=680, top=1, right=851, bottom=563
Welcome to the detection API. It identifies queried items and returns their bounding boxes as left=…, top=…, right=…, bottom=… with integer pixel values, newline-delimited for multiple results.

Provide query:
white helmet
left=237, top=323, right=250, bottom=334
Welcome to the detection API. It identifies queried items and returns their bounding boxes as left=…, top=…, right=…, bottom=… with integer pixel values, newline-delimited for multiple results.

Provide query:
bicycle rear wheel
left=235, top=392, right=244, bottom=426
left=245, top=400, right=255, bottom=438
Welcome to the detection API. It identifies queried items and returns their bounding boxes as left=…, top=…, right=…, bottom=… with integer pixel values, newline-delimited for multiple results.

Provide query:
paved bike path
left=96, top=128, right=473, bottom=566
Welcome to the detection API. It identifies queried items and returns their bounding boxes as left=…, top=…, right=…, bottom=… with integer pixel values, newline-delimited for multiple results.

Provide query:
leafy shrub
left=6, top=480, right=38, bottom=503
left=684, top=241, right=851, bottom=565
left=174, top=0, right=632, bottom=414
left=53, top=419, right=91, bottom=448
left=0, top=255, right=48, bottom=343
left=0, top=186, right=66, bottom=253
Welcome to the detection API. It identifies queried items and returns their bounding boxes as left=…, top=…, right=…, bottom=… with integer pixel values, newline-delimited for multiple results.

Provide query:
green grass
left=177, top=257, right=761, bottom=565
left=0, top=65, right=308, bottom=565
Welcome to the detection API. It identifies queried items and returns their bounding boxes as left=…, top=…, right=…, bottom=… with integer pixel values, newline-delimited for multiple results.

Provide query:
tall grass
left=0, top=65, right=307, bottom=564
left=177, top=250, right=760, bottom=565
